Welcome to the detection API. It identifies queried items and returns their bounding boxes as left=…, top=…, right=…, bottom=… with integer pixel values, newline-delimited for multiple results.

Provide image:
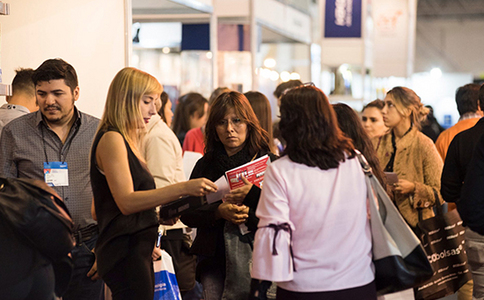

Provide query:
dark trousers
left=276, top=281, right=377, bottom=300
left=103, top=229, right=156, bottom=300
left=62, top=233, right=104, bottom=300
left=162, top=229, right=202, bottom=300
left=161, top=230, right=197, bottom=292
left=0, top=263, right=55, bottom=300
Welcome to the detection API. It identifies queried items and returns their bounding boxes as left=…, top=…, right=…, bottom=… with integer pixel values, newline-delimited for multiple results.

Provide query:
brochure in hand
left=226, top=155, right=271, bottom=235
left=225, top=155, right=271, bottom=190
left=160, top=155, right=271, bottom=225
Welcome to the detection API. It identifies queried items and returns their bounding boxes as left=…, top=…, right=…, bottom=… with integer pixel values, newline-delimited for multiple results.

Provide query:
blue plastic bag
left=153, top=250, right=182, bottom=300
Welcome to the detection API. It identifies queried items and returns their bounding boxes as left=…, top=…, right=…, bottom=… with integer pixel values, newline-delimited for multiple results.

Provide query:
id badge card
left=44, top=162, right=69, bottom=187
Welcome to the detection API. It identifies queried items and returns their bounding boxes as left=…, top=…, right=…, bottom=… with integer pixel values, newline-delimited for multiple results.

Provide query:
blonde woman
left=376, top=86, right=443, bottom=229
left=90, top=67, right=217, bottom=300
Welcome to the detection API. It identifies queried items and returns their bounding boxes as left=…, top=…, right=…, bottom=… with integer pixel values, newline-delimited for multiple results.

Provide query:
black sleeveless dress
left=90, top=129, right=158, bottom=299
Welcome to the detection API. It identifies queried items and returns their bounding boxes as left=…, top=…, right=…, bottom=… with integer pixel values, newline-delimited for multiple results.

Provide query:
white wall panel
left=0, top=0, right=127, bottom=118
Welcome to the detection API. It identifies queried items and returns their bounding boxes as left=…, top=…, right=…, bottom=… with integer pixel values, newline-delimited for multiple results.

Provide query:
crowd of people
left=1, top=57, right=484, bottom=300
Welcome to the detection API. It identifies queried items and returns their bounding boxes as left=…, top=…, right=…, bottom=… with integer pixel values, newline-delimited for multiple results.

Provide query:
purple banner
left=324, top=0, right=362, bottom=38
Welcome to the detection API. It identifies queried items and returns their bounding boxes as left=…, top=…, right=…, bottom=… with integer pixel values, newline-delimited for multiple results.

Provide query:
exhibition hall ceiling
left=417, top=0, right=484, bottom=19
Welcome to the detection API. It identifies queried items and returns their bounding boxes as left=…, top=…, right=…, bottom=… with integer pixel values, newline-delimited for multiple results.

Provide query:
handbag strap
left=356, top=151, right=389, bottom=222
left=418, top=188, right=444, bottom=222
left=355, top=150, right=372, bottom=176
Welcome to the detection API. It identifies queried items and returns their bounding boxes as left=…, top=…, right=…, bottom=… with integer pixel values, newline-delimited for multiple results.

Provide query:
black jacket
left=458, top=120, right=484, bottom=234
left=181, top=146, right=276, bottom=258
left=441, top=117, right=484, bottom=203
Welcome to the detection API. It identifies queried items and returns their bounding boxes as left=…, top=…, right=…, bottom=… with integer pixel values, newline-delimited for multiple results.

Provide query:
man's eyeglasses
left=281, top=82, right=315, bottom=97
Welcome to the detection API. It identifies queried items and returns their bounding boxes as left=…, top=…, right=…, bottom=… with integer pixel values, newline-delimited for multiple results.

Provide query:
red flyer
left=225, top=155, right=270, bottom=190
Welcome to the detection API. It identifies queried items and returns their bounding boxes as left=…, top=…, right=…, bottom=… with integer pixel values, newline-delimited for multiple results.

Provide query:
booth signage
left=324, top=0, right=362, bottom=38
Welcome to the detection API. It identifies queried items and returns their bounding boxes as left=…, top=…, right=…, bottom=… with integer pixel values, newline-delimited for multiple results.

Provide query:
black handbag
left=414, top=191, right=471, bottom=300
left=0, top=177, right=75, bottom=262
left=357, top=153, right=434, bottom=295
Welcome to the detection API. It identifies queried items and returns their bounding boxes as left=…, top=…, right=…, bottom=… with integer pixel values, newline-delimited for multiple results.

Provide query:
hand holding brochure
left=225, top=155, right=271, bottom=235
left=206, top=176, right=230, bottom=204
left=206, top=155, right=271, bottom=204
left=225, top=155, right=271, bottom=190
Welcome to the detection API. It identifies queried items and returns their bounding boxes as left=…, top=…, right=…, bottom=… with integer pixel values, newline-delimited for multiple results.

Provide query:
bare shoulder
left=96, top=131, right=128, bottom=170
left=98, top=131, right=125, bottom=148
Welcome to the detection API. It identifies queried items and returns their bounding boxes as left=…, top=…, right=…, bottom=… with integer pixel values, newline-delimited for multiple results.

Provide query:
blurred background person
left=441, top=85, right=484, bottom=300
left=272, top=80, right=303, bottom=151
left=435, top=83, right=482, bottom=160
left=143, top=90, right=201, bottom=299
left=333, top=103, right=386, bottom=187
left=252, top=85, right=375, bottom=300
left=244, top=91, right=277, bottom=154
left=181, top=91, right=275, bottom=300
left=375, top=86, right=443, bottom=230
left=157, top=91, right=174, bottom=128
left=361, top=99, right=389, bottom=141
left=0, top=68, right=38, bottom=136
left=172, top=92, right=208, bottom=146
left=420, top=105, right=444, bottom=142
left=90, top=67, right=216, bottom=300
left=183, top=87, right=230, bottom=155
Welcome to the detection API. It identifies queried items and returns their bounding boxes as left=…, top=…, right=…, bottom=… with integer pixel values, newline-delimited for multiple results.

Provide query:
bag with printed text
left=153, top=250, right=182, bottom=300
left=414, top=191, right=471, bottom=300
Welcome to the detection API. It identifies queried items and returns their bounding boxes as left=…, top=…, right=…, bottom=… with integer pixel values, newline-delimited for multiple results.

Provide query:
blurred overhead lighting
left=162, top=47, right=170, bottom=54
left=280, top=71, right=291, bottom=82
left=261, top=68, right=272, bottom=79
left=290, top=72, right=301, bottom=80
left=263, top=58, right=276, bottom=68
left=430, top=67, right=442, bottom=79
left=270, top=71, right=279, bottom=81
left=206, top=52, right=213, bottom=59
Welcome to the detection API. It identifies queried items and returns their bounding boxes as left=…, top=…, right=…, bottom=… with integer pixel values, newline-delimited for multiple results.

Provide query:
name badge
left=44, top=162, right=69, bottom=187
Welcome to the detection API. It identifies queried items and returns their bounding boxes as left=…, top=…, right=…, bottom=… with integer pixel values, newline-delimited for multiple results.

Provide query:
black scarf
left=203, top=144, right=256, bottom=181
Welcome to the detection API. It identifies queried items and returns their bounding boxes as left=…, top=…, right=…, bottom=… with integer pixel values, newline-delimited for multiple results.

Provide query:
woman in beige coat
left=375, top=86, right=443, bottom=228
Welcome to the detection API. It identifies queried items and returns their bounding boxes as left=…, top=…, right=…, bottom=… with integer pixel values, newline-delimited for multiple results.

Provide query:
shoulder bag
left=414, top=190, right=471, bottom=300
left=356, top=153, right=434, bottom=295
left=0, top=177, right=75, bottom=262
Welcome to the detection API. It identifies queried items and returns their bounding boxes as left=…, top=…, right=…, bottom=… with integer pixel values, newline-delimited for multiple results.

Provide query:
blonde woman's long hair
left=98, top=67, right=162, bottom=158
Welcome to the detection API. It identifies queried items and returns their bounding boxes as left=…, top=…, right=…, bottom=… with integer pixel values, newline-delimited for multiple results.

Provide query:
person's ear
left=73, top=86, right=80, bottom=102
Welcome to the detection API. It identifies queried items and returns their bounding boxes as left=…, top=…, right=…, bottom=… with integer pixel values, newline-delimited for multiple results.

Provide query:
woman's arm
left=252, top=163, right=294, bottom=281
left=412, top=139, right=444, bottom=208
left=96, top=131, right=217, bottom=215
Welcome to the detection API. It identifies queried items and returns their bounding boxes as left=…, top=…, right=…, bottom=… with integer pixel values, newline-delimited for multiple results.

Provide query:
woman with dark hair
left=157, top=91, right=174, bottom=127
left=172, top=92, right=208, bottom=146
left=244, top=91, right=277, bottom=154
left=181, top=91, right=276, bottom=300
left=376, top=86, right=442, bottom=229
left=252, top=86, right=375, bottom=300
left=333, top=103, right=386, bottom=186
left=183, top=87, right=231, bottom=155
left=361, top=99, right=389, bottom=140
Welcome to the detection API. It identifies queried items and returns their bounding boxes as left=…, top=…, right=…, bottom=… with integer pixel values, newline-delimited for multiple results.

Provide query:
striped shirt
left=0, top=108, right=99, bottom=229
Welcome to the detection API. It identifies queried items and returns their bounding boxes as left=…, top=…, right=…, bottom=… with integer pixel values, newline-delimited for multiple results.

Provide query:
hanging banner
left=372, top=0, right=416, bottom=77
left=324, top=0, right=362, bottom=38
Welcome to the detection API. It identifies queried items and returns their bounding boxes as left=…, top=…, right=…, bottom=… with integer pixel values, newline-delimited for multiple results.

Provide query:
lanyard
left=41, top=120, right=80, bottom=164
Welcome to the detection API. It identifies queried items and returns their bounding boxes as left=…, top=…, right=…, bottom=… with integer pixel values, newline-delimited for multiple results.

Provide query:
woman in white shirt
left=251, top=84, right=376, bottom=300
